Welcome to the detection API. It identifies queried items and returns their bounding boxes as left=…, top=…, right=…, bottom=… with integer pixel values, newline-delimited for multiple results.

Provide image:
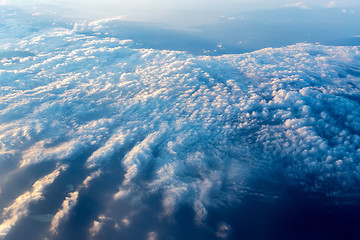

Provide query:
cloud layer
left=0, top=6, right=360, bottom=239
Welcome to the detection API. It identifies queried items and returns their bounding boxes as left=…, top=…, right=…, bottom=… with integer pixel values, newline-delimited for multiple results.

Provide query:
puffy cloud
left=88, top=214, right=130, bottom=239
left=1, top=7, right=360, bottom=238
left=216, top=222, right=231, bottom=239
left=121, top=217, right=130, bottom=227
left=89, top=220, right=103, bottom=238
left=88, top=215, right=112, bottom=238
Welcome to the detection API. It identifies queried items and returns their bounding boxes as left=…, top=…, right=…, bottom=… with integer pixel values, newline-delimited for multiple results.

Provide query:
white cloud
left=20, top=140, right=79, bottom=167
left=89, top=220, right=102, bottom=238
left=49, top=170, right=101, bottom=234
left=121, top=218, right=130, bottom=227
left=285, top=1, right=308, bottom=9
left=113, top=189, right=130, bottom=200
left=193, top=200, right=208, bottom=225
left=0, top=165, right=67, bottom=237
left=50, top=191, right=79, bottom=234
left=326, top=1, right=336, bottom=8
left=1, top=7, right=360, bottom=237
left=82, top=170, right=102, bottom=189
left=122, top=131, right=163, bottom=186
left=88, top=215, right=115, bottom=238
left=86, top=129, right=133, bottom=168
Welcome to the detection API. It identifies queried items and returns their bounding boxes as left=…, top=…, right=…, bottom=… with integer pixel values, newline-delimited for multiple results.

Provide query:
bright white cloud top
left=0, top=5, right=359, bottom=240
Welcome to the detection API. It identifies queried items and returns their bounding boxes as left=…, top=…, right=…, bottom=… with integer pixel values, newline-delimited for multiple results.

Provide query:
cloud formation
left=0, top=165, right=67, bottom=238
left=0, top=6, right=360, bottom=239
left=49, top=170, right=101, bottom=234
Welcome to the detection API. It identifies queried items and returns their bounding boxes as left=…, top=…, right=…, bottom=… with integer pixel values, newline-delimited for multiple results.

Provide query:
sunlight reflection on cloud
left=0, top=6, right=360, bottom=239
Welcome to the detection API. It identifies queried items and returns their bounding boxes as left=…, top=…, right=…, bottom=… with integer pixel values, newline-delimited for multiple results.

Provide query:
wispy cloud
left=49, top=191, right=79, bottom=234
left=326, top=1, right=336, bottom=8
left=0, top=165, right=67, bottom=238
left=49, top=170, right=101, bottom=234
left=285, top=1, right=308, bottom=9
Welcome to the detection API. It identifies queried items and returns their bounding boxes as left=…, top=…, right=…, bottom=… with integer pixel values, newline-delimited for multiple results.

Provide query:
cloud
left=148, top=231, right=158, bottom=240
left=86, top=129, right=134, bottom=168
left=0, top=165, right=67, bottom=238
left=88, top=215, right=112, bottom=238
left=326, top=1, right=336, bottom=8
left=50, top=191, right=79, bottom=234
left=121, top=131, right=164, bottom=186
left=113, top=189, right=130, bottom=201
left=49, top=170, right=101, bottom=234
left=216, top=222, right=231, bottom=239
left=88, top=214, right=130, bottom=239
left=285, top=1, right=308, bottom=9
left=1, top=7, right=360, bottom=238
left=20, top=140, right=79, bottom=167
left=82, top=170, right=102, bottom=188
left=89, top=220, right=103, bottom=238
left=121, top=218, right=130, bottom=227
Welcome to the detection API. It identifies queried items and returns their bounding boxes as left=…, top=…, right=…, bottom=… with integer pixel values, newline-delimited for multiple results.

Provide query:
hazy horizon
left=2, top=0, right=360, bottom=27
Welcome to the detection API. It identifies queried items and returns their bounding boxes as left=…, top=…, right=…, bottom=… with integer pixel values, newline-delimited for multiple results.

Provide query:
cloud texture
left=0, top=6, right=360, bottom=239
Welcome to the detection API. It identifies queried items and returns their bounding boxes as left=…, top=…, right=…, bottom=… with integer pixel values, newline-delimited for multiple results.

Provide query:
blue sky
left=2, top=0, right=360, bottom=25
left=4, top=0, right=360, bottom=10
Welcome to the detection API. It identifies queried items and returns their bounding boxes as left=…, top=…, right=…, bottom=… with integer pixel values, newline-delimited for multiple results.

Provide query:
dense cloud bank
left=0, top=6, right=360, bottom=240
